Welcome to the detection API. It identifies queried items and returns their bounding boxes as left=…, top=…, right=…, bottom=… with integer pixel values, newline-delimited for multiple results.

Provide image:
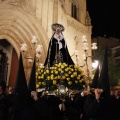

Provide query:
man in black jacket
left=84, top=88, right=114, bottom=120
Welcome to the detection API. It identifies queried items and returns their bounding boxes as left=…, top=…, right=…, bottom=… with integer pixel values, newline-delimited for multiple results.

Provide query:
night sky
left=86, top=0, right=120, bottom=39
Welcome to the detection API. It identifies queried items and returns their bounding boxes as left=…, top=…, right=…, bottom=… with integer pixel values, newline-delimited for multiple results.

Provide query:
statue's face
left=56, top=28, right=61, bottom=35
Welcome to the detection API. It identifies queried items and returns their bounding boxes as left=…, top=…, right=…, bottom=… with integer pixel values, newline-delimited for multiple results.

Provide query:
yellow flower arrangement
left=36, top=62, right=86, bottom=91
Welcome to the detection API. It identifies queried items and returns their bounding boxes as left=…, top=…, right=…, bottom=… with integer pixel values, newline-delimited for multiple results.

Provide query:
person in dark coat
left=66, top=92, right=80, bottom=120
left=84, top=47, right=114, bottom=120
left=84, top=88, right=113, bottom=120
left=8, top=53, right=36, bottom=120
left=44, top=23, right=74, bottom=67
left=75, top=91, right=89, bottom=120
left=8, top=92, right=35, bottom=120
left=32, top=91, right=52, bottom=120
left=50, top=95, right=62, bottom=120
left=112, top=90, right=120, bottom=120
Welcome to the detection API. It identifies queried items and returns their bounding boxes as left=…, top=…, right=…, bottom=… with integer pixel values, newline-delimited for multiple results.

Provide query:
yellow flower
left=61, top=65, right=64, bottom=69
left=65, top=68, right=68, bottom=72
left=39, top=82, right=41, bottom=85
left=63, top=63, right=67, bottom=65
left=51, top=74, right=54, bottom=80
left=61, top=70, right=64, bottom=73
left=55, top=71, right=58, bottom=74
left=77, top=76, right=80, bottom=79
left=75, top=80, right=78, bottom=84
left=59, top=63, right=62, bottom=66
left=74, top=68, right=78, bottom=71
left=78, top=75, right=81, bottom=77
left=62, top=76, right=66, bottom=79
left=68, top=81, right=72, bottom=85
left=50, top=67, right=54, bottom=69
left=58, top=76, right=61, bottom=79
left=79, top=80, right=82, bottom=83
left=53, top=80, right=57, bottom=85
left=46, top=70, right=49, bottom=73
left=58, top=68, right=62, bottom=71
left=41, top=76, right=44, bottom=79
left=54, top=76, right=58, bottom=79
left=74, top=65, right=77, bottom=69
left=68, top=71, right=72, bottom=74
left=36, top=84, right=39, bottom=88
left=51, top=70, right=53, bottom=73
left=44, top=72, right=46, bottom=74
left=55, top=64, right=58, bottom=67
left=65, top=74, right=69, bottom=77
left=54, top=67, right=57, bottom=70
left=38, top=76, right=41, bottom=79
left=71, top=74, right=74, bottom=78
left=42, top=82, right=46, bottom=85
left=47, top=76, right=50, bottom=80
left=40, top=66, right=44, bottom=69
left=36, top=63, right=86, bottom=90
left=36, top=72, right=38, bottom=76
left=73, top=72, right=77, bottom=76
left=67, top=78, right=70, bottom=81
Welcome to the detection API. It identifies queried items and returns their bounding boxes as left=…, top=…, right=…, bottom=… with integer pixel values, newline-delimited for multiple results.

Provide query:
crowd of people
left=0, top=80, right=120, bottom=120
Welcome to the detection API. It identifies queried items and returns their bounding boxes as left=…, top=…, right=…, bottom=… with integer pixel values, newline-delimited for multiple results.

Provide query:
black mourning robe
left=112, top=97, right=120, bottom=120
left=84, top=93, right=113, bottom=120
left=44, top=33, right=74, bottom=67
left=8, top=92, right=36, bottom=120
left=33, top=96, right=52, bottom=120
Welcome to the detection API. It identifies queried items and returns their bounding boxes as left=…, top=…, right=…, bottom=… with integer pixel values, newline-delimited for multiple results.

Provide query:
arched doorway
left=0, top=39, right=18, bottom=87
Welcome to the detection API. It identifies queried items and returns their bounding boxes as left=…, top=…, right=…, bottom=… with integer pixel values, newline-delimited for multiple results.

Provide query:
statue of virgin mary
left=44, top=23, right=74, bottom=67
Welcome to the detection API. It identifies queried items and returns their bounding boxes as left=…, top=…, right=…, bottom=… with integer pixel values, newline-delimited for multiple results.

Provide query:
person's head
left=81, top=90, right=90, bottom=97
left=114, top=90, right=120, bottom=98
left=31, top=91, right=38, bottom=101
left=70, top=91, right=77, bottom=99
left=110, top=90, right=115, bottom=96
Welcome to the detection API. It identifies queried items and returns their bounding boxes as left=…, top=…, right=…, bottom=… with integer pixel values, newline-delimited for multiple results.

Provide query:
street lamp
left=82, top=35, right=97, bottom=90
left=92, top=60, right=99, bottom=70
left=20, top=36, right=43, bottom=64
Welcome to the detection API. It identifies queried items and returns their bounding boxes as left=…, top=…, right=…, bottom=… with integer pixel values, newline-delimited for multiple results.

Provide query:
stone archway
left=0, top=3, right=49, bottom=84
left=0, top=39, right=18, bottom=87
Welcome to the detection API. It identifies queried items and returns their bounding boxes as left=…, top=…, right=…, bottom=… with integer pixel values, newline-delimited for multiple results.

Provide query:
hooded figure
left=8, top=53, right=35, bottom=120
left=28, top=58, right=36, bottom=92
left=44, top=23, right=74, bottom=67
left=99, top=46, right=110, bottom=98
left=84, top=47, right=113, bottom=120
left=14, top=53, right=28, bottom=94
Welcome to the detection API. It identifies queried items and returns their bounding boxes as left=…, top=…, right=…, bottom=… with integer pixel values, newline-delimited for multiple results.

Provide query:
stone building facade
left=0, top=0, right=92, bottom=87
